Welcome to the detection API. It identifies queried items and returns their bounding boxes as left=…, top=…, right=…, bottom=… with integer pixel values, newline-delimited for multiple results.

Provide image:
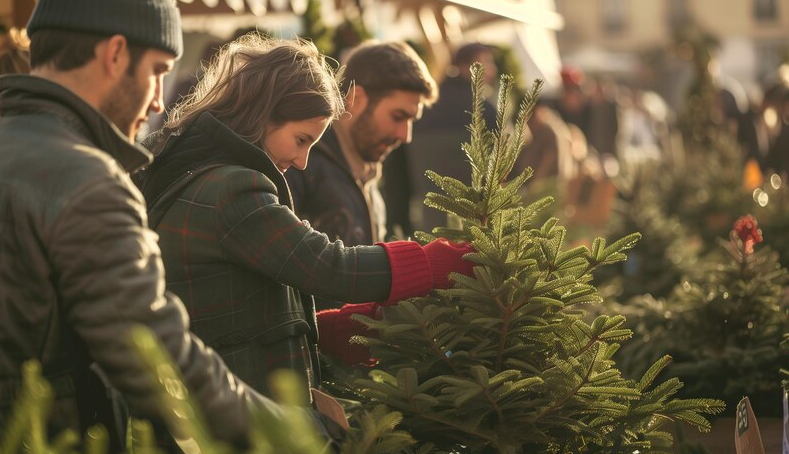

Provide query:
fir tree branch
left=417, top=316, right=463, bottom=376
left=468, top=63, right=488, bottom=191
left=533, top=354, right=596, bottom=422
left=405, top=409, right=491, bottom=444
left=538, top=335, right=602, bottom=384
left=480, top=384, right=505, bottom=424
left=494, top=306, right=512, bottom=372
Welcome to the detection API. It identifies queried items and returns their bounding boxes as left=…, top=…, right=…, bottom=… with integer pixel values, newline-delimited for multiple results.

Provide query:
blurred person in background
left=0, top=25, right=30, bottom=74
left=737, top=85, right=772, bottom=170
left=586, top=77, right=619, bottom=158
left=761, top=74, right=789, bottom=178
left=405, top=42, right=499, bottom=235
left=617, top=86, right=667, bottom=163
left=555, top=66, right=590, bottom=134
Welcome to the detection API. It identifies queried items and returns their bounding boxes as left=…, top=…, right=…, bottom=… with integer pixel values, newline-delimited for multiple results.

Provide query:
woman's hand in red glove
left=316, top=302, right=380, bottom=366
left=317, top=240, right=475, bottom=365
left=376, top=239, right=476, bottom=303
left=422, top=239, right=476, bottom=289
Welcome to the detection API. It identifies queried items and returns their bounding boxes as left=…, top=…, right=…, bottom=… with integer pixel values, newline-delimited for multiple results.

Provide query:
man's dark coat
left=0, top=75, right=269, bottom=446
left=287, top=128, right=386, bottom=248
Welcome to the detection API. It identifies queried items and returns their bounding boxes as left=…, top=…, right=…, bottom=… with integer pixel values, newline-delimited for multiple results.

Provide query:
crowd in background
left=4, top=19, right=788, bottom=240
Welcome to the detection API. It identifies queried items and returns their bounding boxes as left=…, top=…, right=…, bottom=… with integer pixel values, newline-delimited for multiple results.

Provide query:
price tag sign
left=782, top=388, right=788, bottom=454
left=735, top=396, right=765, bottom=454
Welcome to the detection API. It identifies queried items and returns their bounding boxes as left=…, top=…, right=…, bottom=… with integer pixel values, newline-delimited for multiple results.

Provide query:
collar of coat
left=313, top=127, right=348, bottom=173
left=139, top=111, right=293, bottom=209
left=0, top=74, right=152, bottom=173
left=312, top=126, right=382, bottom=187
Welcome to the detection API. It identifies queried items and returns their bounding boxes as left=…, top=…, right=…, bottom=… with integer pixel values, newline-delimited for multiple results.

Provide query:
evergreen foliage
left=597, top=30, right=789, bottom=418
left=595, top=156, right=700, bottom=301
left=0, top=362, right=84, bottom=454
left=338, top=406, right=423, bottom=454
left=342, top=64, right=723, bottom=453
left=616, top=216, right=789, bottom=417
left=300, top=0, right=334, bottom=56
left=598, top=26, right=768, bottom=302
left=299, top=0, right=371, bottom=61
left=599, top=124, right=750, bottom=302
left=674, top=27, right=721, bottom=148
left=672, top=129, right=750, bottom=245
left=0, top=328, right=415, bottom=454
left=490, top=44, right=526, bottom=103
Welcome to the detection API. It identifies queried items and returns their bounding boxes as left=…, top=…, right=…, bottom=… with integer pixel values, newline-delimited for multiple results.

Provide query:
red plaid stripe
left=155, top=165, right=397, bottom=396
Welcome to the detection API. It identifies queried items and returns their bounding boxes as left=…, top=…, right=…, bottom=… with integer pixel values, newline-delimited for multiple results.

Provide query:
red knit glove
left=377, top=239, right=475, bottom=303
left=317, top=303, right=379, bottom=366
left=423, top=239, right=475, bottom=289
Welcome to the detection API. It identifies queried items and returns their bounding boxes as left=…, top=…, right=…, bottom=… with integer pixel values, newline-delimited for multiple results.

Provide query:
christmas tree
left=597, top=26, right=756, bottom=303
left=654, top=26, right=750, bottom=247
left=595, top=157, right=700, bottom=301
left=340, top=64, right=723, bottom=453
left=616, top=215, right=789, bottom=418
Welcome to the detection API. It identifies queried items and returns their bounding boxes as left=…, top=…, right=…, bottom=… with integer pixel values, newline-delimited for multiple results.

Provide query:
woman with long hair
left=138, top=34, right=473, bottom=404
left=0, top=26, right=30, bottom=75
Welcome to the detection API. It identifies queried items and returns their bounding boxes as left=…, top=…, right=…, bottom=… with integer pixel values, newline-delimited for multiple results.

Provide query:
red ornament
left=732, top=214, right=763, bottom=254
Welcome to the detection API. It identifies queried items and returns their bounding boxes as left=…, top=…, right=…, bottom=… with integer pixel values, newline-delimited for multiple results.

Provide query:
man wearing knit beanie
left=0, top=0, right=284, bottom=450
left=25, top=0, right=183, bottom=140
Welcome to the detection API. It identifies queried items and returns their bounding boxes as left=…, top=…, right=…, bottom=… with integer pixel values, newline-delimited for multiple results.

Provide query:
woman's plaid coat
left=142, top=113, right=407, bottom=398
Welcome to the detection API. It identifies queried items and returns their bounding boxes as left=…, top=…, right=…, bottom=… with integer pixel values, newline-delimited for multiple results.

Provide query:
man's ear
left=97, top=34, right=131, bottom=80
left=347, top=85, right=369, bottom=116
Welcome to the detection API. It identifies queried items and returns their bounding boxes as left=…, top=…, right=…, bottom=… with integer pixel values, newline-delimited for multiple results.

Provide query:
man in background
left=287, top=41, right=437, bottom=268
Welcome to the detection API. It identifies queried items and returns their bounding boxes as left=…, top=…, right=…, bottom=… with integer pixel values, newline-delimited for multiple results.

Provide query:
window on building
left=667, top=0, right=689, bottom=28
left=602, top=0, right=627, bottom=34
left=754, top=0, right=778, bottom=21
left=756, top=41, right=784, bottom=80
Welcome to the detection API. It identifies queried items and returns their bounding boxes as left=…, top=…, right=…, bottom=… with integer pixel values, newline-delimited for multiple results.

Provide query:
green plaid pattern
left=155, top=164, right=392, bottom=395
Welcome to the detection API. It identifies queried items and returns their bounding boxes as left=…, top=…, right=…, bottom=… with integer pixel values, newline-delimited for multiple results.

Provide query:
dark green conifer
left=618, top=215, right=789, bottom=417
left=343, top=64, right=723, bottom=454
left=300, top=0, right=334, bottom=56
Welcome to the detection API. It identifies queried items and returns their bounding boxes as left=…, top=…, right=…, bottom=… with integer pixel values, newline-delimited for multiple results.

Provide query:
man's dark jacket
left=0, top=75, right=274, bottom=446
left=287, top=128, right=386, bottom=248
left=138, top=113, right=396, bottom=398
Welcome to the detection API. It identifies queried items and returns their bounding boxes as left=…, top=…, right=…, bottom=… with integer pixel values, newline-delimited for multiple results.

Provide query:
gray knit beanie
left=27, top=0, right=183, bottom=58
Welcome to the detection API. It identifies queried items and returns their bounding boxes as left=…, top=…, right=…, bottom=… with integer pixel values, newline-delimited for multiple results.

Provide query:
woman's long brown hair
left=166, top=33, right=344, bottom=147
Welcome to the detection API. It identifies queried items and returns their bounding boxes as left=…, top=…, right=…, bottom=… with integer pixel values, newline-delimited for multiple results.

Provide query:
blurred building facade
left=555, top=0, right=789, bottom=86
left=0, top=1, right=12, bottom=28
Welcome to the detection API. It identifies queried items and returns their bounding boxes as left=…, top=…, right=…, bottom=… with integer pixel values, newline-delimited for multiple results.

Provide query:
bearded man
left=287, top=42, right=437, bottom=288
left=0, top=0, right=286, bottom=449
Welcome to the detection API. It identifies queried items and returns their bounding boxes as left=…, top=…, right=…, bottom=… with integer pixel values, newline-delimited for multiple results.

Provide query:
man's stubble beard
left=100, top=73, right=147, bottom=141
left=349, top=108, right=398, bottom=163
